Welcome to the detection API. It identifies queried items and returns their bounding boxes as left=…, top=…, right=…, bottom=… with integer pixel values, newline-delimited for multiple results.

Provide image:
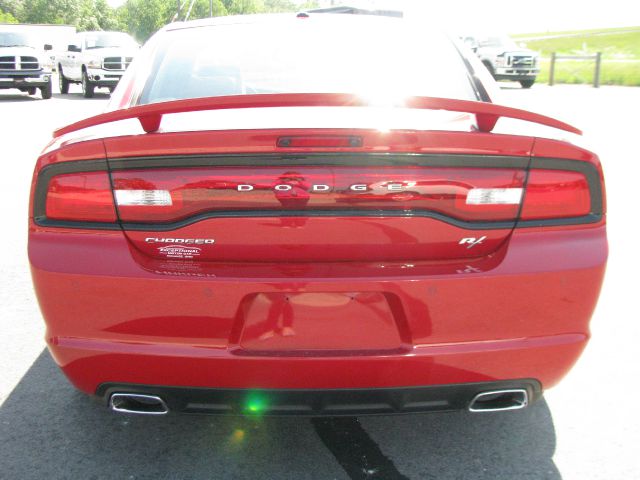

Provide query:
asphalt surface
left=1, top=79, right=639, bottom=480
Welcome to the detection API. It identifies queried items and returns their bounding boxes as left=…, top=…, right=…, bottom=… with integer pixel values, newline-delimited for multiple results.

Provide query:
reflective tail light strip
left=466, top=188, right=523, bottom=205
left=33, top=156, right=602, bottom=229
left=114, top=187, right=527, bottom=208
left=111, top=166, right=526, bottom=224
left=114, top=190, right=173, bottom=207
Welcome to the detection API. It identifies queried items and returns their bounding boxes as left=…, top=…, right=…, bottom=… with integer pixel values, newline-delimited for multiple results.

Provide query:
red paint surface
left=30, top=224, right=605, bottom=393
left=52, top=93, right=582, bottom=138
left=29, top=125, right=607, bottom=395
left=112, top=166, right=525, bottom=222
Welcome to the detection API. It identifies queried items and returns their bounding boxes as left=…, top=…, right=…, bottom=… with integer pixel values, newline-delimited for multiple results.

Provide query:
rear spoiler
left=53, top=93, right=582, bottom=138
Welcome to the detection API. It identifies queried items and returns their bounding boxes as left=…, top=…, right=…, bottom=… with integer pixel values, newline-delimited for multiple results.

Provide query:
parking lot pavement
left=1, top=82, right=639, bottom=480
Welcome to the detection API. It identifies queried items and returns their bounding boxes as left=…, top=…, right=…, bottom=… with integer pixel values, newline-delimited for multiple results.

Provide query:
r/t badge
left=459, top=236, right=487, bottom=249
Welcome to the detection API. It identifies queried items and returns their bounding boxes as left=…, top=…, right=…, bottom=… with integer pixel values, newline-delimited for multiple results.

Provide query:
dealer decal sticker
left=157, top=245, right=202, bottom=259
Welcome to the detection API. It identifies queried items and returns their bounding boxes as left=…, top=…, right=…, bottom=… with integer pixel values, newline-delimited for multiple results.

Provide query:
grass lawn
left=509, top=27, right=640, bottom=86
left=536, top=59, right=640, bottom=86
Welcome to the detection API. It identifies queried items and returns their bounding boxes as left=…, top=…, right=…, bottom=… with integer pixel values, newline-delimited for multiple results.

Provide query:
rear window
left=477, top=35, right=517, bottom=49
left=138, top=17, right=477, bottom=105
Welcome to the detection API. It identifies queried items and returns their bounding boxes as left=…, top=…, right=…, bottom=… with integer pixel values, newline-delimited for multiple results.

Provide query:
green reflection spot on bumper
left=244, top=393, right=268, bottom=414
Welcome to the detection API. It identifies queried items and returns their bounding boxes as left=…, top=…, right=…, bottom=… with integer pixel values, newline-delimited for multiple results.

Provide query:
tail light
left=111, top=166, right=526, bottom=224
left=34, top=160, right=601, bottom=229
left=520, top=170, right=591, bottom=220
left=44, top=171, right=117, bottom=222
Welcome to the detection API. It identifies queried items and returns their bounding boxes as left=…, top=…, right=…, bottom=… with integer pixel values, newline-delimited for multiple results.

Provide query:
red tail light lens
left=112, top=166, right=526, bottom=224
left=37, top=164, right=599, bottom=228
left=45, top=172, right=117, bottom=222
left=520, top=170, right=591, bottom=220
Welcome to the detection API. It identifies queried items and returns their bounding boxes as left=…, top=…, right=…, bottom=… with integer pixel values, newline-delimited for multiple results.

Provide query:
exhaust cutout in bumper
left=109, top=393, right=169, bottom=415
left=99, top=380, right=540, bottom=416
left=468, top=389, right=529, bottom=412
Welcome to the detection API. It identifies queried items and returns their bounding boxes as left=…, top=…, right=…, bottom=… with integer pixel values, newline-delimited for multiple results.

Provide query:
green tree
left=77, top=0, right=100, bottom=30
left=298, top=0, right=319, bottom=9
left=115, top=0, right=323, bottom=42
left=261, top=0, right=320, bottom=13
left=17, top=0, right=120, bottom=31
left=262, top=0, right=295, bottom=12
left=118, top=0, right=176, bottom=42
left=0, top=7, right=18, bottom=22
left=185, top=0, right=227, bottom=20
left=0, top=0, right=23, bottom=20
left=93, top=0, right=122, bottom=30
left=222, top=0, right=263, bottom=15
left=20, top=0, right=83, bottom=25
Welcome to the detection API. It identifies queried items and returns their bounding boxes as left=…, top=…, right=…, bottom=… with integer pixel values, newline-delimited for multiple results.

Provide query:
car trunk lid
left=104, top=128, right=533, bottom=263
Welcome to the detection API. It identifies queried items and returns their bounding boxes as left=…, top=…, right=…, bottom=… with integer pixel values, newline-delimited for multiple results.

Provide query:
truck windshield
left=477, top=35, right=518, bottom=50
left=84, top=32, right=137, bottom=50
left=139, top=17, right=477, bottom=104
left=0, top=32, right=39, bottom=48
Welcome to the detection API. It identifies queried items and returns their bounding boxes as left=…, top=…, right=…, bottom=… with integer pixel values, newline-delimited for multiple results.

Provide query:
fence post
left=594, top=52, right=602, bottom=88
left=549, top=52, right=556, bottom=86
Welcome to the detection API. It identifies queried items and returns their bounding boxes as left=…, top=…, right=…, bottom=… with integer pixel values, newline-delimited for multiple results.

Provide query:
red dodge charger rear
left=29, top=14, right=607, bottom=415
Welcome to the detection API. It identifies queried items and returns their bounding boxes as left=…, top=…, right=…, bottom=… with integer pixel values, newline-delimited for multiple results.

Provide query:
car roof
left=162, top=11, right=406, bottom=33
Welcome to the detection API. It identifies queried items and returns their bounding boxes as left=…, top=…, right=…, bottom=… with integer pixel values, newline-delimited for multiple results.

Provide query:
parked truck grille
left=0, top=56, right=40, bottom=71
left=103, top=57, right=133, bottom=71
left=20, top=56, right=39, bottom=70
left=0, top=56, right=15, bottom=70
left=512, top=56, right=534, bottom=66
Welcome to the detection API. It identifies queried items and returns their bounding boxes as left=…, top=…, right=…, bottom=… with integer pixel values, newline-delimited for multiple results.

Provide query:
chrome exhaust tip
left=109, top=393, right=169, bottom=415
left=468, top=389, right=529, bottom=412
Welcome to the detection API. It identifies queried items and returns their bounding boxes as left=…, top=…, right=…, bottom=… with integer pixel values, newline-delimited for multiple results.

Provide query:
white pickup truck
left=57, top=31, right=138, bottom=98
left=462, top=34, right=540, bottom=88
left=0, top=30, right=53, bottom=99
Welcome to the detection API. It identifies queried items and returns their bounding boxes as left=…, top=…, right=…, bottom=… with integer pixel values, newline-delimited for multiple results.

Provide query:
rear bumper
left=30, top=224, right=607, bottom=396
left=97, top=379, right=542, bottom=416
left=53, top=332, right=585, bottom=394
